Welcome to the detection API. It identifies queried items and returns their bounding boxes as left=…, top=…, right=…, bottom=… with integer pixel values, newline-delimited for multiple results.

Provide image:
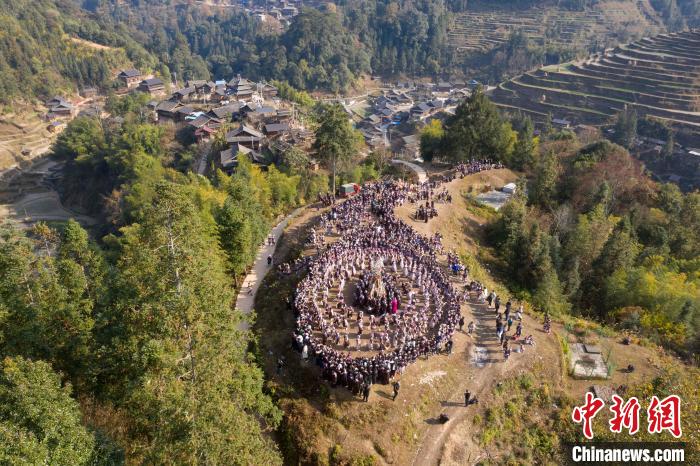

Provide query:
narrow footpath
left=235, top=207, right=303, bottom=329
left=391, top=159, right=428, bottom=183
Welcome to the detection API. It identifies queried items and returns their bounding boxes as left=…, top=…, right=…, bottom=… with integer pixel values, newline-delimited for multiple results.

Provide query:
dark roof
left=250, top=106, right=276, bottom=115
left=46, top=96, right=70, bottom=107
left=119, top=69, right=141, bottom=78
left=228, top=124, right=263, bottom=138
left=264, top=122, right=290, bottom=133
left=141, top=78, right=164, bottom=87
left=50, top=103, right=73, bottom=111
left=226, top=136, right=263, bottom=144
left=188, top=114, right=213, bottom=128
left=220, top=148, right=238, bottom=169
left=415, top=103, right=432, bottom=113
left=233, top=88, right=254, bottom=96
left=228, top=76, right=254, bottom=88
left=176, top=106, right=195, bottom=115
left=209, top=104, right=241, bottom=119
left=174, top=86, right=195, bottom=96
left=156, top=101, right=181, bottom=112
left=220, top=144, right=266, bottom=169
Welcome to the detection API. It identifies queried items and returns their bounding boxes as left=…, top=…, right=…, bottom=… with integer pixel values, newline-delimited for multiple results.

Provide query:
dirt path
left=391, top=159, right=428, bottom=183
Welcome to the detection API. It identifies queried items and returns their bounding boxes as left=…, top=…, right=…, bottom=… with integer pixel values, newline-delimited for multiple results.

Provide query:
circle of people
left=291, top=159, right=510, bottom=396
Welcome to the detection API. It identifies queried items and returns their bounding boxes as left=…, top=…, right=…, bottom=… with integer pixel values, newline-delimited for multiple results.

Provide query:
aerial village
left=40, top=67, right=490, bottom=178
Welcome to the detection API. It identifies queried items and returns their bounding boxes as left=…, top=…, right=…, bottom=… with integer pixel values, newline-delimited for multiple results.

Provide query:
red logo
left=647, top=395, right=682, bottom=438
left=572, top=392, right=682, bottom=439
left=609, top=395, right=641, bottom=435
left=572, top=392, right=605, bottom=439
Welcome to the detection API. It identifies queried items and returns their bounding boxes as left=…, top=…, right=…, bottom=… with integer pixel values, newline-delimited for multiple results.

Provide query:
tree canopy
left=488, top=134, right=700, bottom=355
left=313, top=103, right=363, bottom=194
left=442, top=88, right=515, bottom=162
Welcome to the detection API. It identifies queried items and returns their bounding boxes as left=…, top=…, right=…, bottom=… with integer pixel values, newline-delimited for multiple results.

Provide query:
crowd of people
left=289, top=159, right=519, bottom=396
left=292, top=179, right=462, bottom=394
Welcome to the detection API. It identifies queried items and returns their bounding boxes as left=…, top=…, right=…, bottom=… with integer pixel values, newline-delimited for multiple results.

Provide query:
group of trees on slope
left=5, top=0, right=700, bottom=105
left=421, top=90, right=699, bottom=357
left=0, top=0, right=160, bottom=106
left=81, top=0, right=452, bottom=93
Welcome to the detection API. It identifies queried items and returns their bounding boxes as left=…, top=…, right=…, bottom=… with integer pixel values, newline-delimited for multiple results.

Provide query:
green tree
left=104, top=182, right=282, bottom=463
left=280, top=146, right=311, bottom=173
left=510, top=116, right=537, bottom=170
left=529, top=150, right=559, bottom=209
left=442, top=88, right=513, bottom=162
left=613, top=106, right=638, bottom=149
left=0, top=357, right=96, bottom=465
left=533, top=268, right=571, bottom=316
left=0, top=223, right=99, bottom=388
left=419, top=119, right=444, bottom=162
left=588, top=217, right=641, bottom=314
left=313, top=103, right=362, bottom=196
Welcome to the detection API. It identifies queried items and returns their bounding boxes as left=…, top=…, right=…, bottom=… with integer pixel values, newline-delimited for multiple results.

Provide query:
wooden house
left=138, top=78, right=166, bottom=95
left=171, top=86, right=195, bottom=102
left=45, top=96, right=74, bottom=117
left=264, top=122, right=290, bottom=137
left=225, top=124, right=263, bottom=149
left=118, top=69, right=142, bottom=88
left=208, top=103, right=242, bottom=121
left=227, top=76, right=255, bottom=100
left=155, top=100, right=181, bottom=120
left=219, top=144, right=267, bottom=174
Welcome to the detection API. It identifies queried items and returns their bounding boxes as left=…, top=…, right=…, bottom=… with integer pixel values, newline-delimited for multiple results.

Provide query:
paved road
left=235, top=207, right=303, bottom=330
left=391, top=159, right=428, bottom=183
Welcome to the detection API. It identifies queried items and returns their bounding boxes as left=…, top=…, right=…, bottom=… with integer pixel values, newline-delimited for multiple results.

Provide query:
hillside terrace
left=490, top=30, right=700, bottom=147
left=448, top=2, right=663, bottom=59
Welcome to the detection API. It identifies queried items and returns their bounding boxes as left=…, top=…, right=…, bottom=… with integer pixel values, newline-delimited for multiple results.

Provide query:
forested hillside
left=87, top=0, right=452, bottom=92
left=425, top=91, right=700, bottom=357
left=3, top=0, right=699, bottom=104
left=0, top=0, right=158, bottom=106
left=0, top=95, right=333, bottom=462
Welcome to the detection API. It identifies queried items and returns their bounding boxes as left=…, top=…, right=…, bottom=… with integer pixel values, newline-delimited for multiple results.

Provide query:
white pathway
left=391, top=159, right=428, bottom=183
left=235, top=207, right=303, bottom=330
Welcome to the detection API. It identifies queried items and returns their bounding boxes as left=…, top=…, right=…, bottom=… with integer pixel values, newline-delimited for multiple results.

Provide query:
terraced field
left=449, top=1, right=663, bottom=57
left=490, top=30, right=700, bottom=143
left=0, top=115, right=56, bottom=173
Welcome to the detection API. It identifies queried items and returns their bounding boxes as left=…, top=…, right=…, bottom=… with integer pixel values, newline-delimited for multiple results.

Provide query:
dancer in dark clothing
left=464, top=390, right=471, bottom=406
left=393, top=381, right=401, bottom=401
left=362, top=384, right=370, bottom=402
